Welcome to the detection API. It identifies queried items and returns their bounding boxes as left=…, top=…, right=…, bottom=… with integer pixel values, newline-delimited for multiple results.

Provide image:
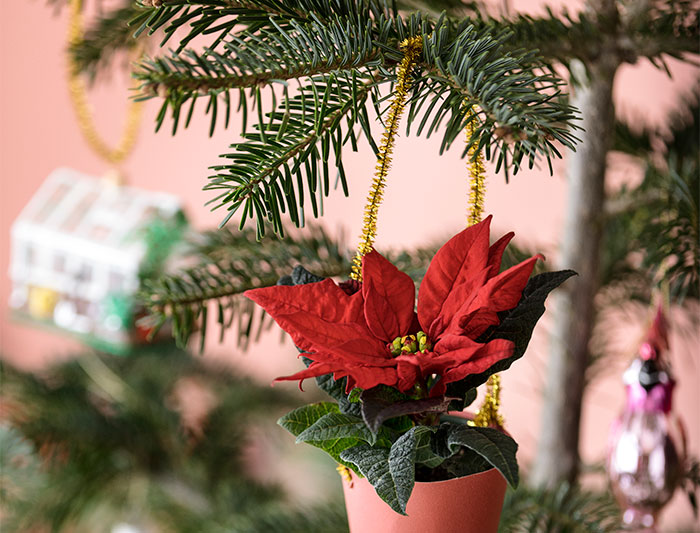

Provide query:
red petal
left=273, top=359, right=398, bottom=392
left=274, top=361, right=340, bottom=389
left=486, top=232, right=514, bottom=278
left=245, top=279, right=387, bottom=359
left=438, top=339, right=514, bottom=383
left=417, top=216, right=492, bottom=333
left=427, top=267, right=490, bottom=340
left=362, top=250, right=416, bottom=341
left=348, top=365, right=399, bottom=390
left=396, top=359, right=421, bottom=392
left=407, top=335, right=483, bottom=376
left=461, top=254, right=542, bottom=337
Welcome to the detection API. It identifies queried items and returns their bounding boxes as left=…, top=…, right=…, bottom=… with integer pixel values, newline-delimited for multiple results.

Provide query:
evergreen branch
left=131, top=0, right=388, bottom=52
left=418, top=25, right=580, bottom=178
left=140, top=225, right=533, bottom=349
left=498, top=483, right=621, bottom=532
left=139, top=226, right=350, bottom=349
left=69, top=4, right=145, bottom=79
left=621, top=0, right=700, bottom=63
left=134, top=15, right=382, bottom=135
left=1, top=347, right=339, bottom=533
left=600, top=86, right=699, bottom=302
left=132, top=6, right=582, bottom=235
left=468, top=2, right=699, bottom=69
left=204, top=74, right=375, bottom=236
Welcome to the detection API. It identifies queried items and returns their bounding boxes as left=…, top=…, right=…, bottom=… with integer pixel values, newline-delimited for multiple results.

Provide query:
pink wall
left=1, top=2, right=698, bottom=528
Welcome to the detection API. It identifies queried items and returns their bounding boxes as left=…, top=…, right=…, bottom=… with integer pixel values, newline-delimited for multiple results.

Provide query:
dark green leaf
left=360, top=386, right=453, bottom=435
left=445, top=426, right=519, bottom=488
left=296, top=412, right=378, bottom=445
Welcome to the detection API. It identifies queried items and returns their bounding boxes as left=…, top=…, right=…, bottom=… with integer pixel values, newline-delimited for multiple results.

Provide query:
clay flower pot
left=342, top=468, right=507, bottom=533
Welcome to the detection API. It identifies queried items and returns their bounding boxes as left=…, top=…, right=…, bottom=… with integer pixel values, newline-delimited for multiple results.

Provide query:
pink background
left=1, top=1, right=698, bottom=529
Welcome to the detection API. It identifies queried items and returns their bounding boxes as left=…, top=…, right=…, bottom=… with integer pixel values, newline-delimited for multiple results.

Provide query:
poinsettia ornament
left=245, top=216, right=575, bottom=515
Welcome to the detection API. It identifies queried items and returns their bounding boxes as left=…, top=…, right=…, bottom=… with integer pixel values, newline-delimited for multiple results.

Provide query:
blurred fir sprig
left=0, top=345, right=349, bottom=533
left=138, top=222, right=542, bottom=351
left=139, top=225, right=350, bottom=350
left=498, top=483, right=622, bottom=532
left=601, top=86, right=699, bottom=304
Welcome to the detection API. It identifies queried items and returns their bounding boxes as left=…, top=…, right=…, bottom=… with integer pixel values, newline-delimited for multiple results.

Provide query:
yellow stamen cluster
left=350, top=36, right=423, bottom=282
left=389, top=331, right=432, bottom=356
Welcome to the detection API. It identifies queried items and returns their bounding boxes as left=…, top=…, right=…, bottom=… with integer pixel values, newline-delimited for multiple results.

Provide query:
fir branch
left=139, top=226, right=350, bottom=349
left=1, top=347, right=350, bottom=533
left=129, top=4, right=582, bottom=235
left=69, top=4, right=145, bottom=79
left=498, top=483, right=621, bottom=532
left=600, top=87, right=699, bottom=302
left=417, top=24, right=579, bottom=178
left=131, top=0, right=388, bottom=53
left=469, top=2, right=700, bottom=69
left=135, top=15, right=383, bottom=136
left=204, top=74, right=376, bottom=236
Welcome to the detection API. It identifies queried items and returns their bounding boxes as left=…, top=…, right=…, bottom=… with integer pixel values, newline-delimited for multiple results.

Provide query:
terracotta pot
left=342, top=467, right=507, bottom=533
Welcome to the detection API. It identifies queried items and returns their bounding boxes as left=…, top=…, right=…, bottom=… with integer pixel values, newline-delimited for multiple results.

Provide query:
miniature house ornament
left=9, top=167, right=186, bottom=353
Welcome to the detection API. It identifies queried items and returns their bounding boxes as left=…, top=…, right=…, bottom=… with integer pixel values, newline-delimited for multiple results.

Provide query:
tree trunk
left=530, top=56, right=619, bottom=487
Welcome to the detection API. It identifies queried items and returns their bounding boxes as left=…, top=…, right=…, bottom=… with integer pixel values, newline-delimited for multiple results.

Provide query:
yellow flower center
left=388, top=331, right=432, bottom=356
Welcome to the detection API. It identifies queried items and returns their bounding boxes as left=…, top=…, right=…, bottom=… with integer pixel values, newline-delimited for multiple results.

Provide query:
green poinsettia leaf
left=278, top=402, right=361, bottom=468
left=439, top=448, right=493, bottom=479
left=360, top=386, right=453, bottom=435
left=388, top=426, right=439, bottom=513
left=296, top=411, right=379, bottom=446
left=445, top=426, right=519, bottom=488
left=341, top=445, right=400, bottom=512
left=447, top=270, right=576, bottom=407
left=340, top=427, right=442, bottom=515
left=312, top=366, right=361, bottom=417
left=413, top=427, right=445, bottom=469
left=278, top=402, right=339, bottom=436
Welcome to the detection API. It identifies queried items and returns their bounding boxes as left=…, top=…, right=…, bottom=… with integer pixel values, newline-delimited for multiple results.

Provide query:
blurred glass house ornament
left=607, top=304, right=687, bottom=531
left=8, top=167, right=187, bottom=354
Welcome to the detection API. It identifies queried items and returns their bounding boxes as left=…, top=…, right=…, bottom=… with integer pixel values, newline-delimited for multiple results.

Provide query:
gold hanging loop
left=67, top=0, right=143, bottom=167
left=349, top=36, right=423, bottom=282
left=466, top=109, right=504, bottom=429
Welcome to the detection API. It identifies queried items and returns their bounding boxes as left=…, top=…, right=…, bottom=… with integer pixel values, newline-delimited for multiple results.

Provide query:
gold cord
left=465, top=110, right=504, bottom=429
left=67, top=0, right=143, bottom=166
left=349, top=36, right=423, bottom=282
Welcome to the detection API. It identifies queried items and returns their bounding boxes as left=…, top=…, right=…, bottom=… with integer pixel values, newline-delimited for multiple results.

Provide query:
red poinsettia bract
left=244, top=216, right=542, bottom=397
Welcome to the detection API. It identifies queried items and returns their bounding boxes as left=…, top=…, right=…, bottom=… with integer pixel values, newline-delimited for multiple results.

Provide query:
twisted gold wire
left=67, top=0, right=143, bottom=166
left=349, top=36, right=423, bottom=282
left=465, top=112, right=487, bottom=226
left=466, top=109, right=504, bottom=429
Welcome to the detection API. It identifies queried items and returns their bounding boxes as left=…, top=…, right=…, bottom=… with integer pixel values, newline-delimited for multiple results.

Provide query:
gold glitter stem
left=466, top=110, right=503, bottom=429
left=350, top=36, right=423, bottom=282
left=474, top=374, right=504, bottom=428
left=465, top=111, right=487, bottom=226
